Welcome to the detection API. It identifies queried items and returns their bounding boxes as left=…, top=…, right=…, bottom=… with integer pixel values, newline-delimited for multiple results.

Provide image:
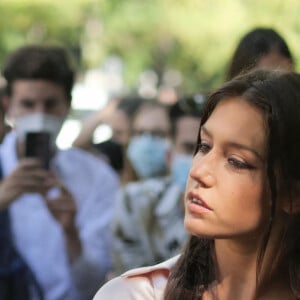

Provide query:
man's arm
left=72, top=99, right=118, bottom=150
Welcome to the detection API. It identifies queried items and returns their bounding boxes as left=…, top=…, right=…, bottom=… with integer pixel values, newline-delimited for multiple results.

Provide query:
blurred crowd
left=0, top=26, right=295, bottom=300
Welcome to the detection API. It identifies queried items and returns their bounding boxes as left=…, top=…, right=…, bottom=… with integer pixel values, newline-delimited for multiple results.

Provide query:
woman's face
left=184, top=97, right=270, bottom=240
left=257, top=51, right=293, bottom=72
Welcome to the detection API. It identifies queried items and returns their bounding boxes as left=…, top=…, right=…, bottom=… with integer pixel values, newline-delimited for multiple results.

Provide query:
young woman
left=226, top=27, right=294, bottom=80
left=93, top=69, right=300, bottom=299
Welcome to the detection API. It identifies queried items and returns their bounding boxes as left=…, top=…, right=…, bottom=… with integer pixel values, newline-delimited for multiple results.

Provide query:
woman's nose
left=189, top=151, right=216, bottom=187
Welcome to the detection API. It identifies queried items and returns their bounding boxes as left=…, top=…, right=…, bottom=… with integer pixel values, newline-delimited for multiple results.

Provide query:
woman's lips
left=186, top=191, right=212, bottom=214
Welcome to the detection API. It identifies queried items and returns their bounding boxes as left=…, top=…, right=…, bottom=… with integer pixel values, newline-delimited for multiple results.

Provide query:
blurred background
left=1, top=0, right=299, bottom=148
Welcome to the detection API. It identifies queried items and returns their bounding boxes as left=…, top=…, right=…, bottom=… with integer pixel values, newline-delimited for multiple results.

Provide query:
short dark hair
left=226, top=27, right=294, bottom=80
left=169, top=95, right=205, bottom=137
left=2, top=45, right=75, bottom=103
left=116, top=95, right=144, bottom=119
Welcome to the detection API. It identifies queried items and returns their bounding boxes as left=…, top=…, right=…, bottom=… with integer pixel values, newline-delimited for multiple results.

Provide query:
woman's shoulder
left=93, top=255, right=179, bottom=300
left=92, top=275, right=155, bottom=300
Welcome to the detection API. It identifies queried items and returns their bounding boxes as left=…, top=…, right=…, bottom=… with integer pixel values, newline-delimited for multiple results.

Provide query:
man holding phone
left=0, top=46, right=120, bottom=300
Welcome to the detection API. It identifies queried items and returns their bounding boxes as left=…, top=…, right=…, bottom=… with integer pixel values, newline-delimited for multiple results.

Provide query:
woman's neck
left=209, top=214, right=293, bottom=299
left=210, top=237, right=259, bottom=300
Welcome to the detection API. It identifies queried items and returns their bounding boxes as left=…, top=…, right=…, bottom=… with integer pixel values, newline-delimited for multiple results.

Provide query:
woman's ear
left=281, top=182, right=300, bottom=214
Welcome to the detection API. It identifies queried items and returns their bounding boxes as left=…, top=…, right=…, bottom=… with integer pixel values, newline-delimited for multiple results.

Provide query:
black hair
left=227, top=27, right=294, bottom=80
left=168, top=95, right=205, bottom=138
left=164, top=70, right=300, bottom=299
left=2, top=45, right=74, bottom=103
left=116, top=95, right=144, bottom=119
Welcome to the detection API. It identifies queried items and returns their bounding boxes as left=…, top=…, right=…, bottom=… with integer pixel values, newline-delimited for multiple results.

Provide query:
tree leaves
left=0, top=0, right=299, bottom=93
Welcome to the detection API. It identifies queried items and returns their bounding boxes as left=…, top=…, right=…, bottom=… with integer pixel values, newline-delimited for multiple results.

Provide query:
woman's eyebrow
left=201, top=125, right=264, bottom=161
left=226, top=141, right=264, bottom=161
left=200, top=126, right=212, bottom=138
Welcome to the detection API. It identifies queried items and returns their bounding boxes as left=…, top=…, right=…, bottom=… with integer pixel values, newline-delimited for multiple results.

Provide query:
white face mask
left=14, top=113, right=64, bottom=148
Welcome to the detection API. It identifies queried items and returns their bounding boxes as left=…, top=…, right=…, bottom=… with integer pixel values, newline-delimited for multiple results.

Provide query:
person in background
left=0, top=45, right=119, bottom=300
left=0, top=90, right=42, bottom=300
left=112, top=97, right=202, bottom=275
left=169, top=96, right=205, bottom=191
left=0, top=87, right=11, bottom=143
left=73, top=96, right=142, bottom=183
left=94, top=69, right=300, bottom=300
left=125, top=100, right=172, bottom=181
left=226, top=27, right=294, bottom=80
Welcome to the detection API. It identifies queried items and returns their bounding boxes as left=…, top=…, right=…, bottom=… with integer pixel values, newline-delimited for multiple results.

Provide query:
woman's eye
left=197, top=142, right=211, bottom=154
left=228, top=158, right=253, bottom=170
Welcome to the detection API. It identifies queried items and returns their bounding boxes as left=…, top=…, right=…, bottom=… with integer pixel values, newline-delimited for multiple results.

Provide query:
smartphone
left=25, top=132, right=51, bottom=169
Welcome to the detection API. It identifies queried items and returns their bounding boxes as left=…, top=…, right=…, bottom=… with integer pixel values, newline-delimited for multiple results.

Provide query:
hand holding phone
left=25, top=132, right=51, bottom=169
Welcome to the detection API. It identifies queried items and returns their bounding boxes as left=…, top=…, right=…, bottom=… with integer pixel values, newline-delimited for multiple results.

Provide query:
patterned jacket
left=112, top=176, right=187, bottom=275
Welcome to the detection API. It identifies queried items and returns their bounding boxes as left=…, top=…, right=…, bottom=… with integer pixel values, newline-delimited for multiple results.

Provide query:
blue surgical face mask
left=126, top=134, right=169, bottom=179
left=171, top=153, right=193, bottom=191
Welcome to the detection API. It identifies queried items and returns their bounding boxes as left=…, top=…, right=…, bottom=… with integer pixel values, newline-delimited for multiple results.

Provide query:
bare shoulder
left=93, top=275, right=155, bottom=300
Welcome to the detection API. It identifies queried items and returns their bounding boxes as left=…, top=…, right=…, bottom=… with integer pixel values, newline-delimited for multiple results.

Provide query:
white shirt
left=93, top=255, right=179, bottom=300
left=0, top=132, right=120, bottom=300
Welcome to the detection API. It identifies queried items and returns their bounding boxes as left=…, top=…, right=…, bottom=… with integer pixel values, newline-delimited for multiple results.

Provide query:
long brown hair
left=164, top=70, right=300, bottom=299
left=226, top=27, right=294, bottom=80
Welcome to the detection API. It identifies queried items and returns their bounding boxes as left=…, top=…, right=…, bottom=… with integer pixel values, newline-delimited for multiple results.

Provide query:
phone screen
left=25, top=132, right=51, bottom=169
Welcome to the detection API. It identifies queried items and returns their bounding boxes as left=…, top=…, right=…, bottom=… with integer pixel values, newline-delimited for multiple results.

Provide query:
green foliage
left=0, top=0, right=299, bottom=93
